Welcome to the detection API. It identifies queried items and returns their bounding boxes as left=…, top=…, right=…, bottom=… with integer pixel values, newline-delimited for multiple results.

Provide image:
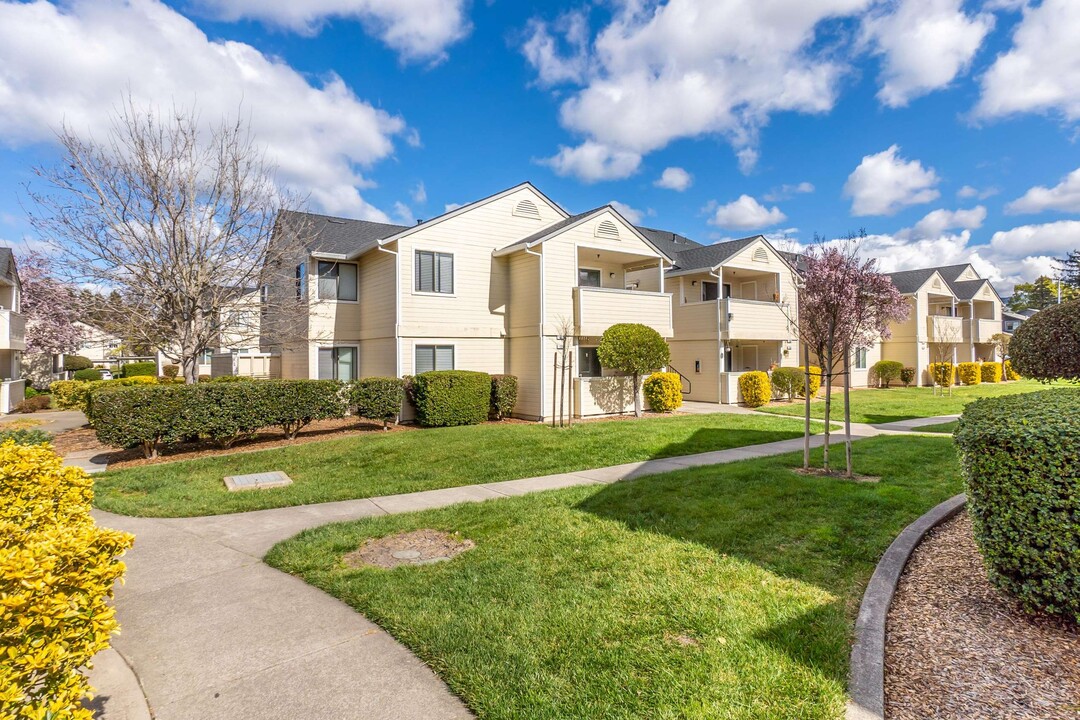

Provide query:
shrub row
left=73, top=367, right=105, bottom=381
left=955, top=389, right=1080, bottom=622
left=349, top=377, right=404, bottom=429
left=770, top=366, right=822, bottom=401
left=928, top=362, right=955, bottom=387
left=980, top=361, right=1003, bottom=384
left=1004, top=359, right=1020, bottom=381
left=0, top=441, right=133, bottom=717
left=50, top=376, right=158, bottom=411
left=62, top=355, right=93, bottom=372
left=643, top=372, right=682, bottom=413
left=490, top=375, right=519, bottom=420
left=739, top=371, right=771, bottom=408
left=957, top=361, right=981, bottom=386
left=120, top=361, right=157, bottom=378
left=412, top=371, right=491, bottom=427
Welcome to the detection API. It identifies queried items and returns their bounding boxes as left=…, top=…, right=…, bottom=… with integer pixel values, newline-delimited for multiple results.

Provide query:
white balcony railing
left=0, top=310, right=26, bottom=351
left=722, top=298, right=795, bottom=341
left=927, top=315, right=964, bottom=343
left=974, top=318, right=1000, bottom=343
left=574, top=287, right=672, bottom=338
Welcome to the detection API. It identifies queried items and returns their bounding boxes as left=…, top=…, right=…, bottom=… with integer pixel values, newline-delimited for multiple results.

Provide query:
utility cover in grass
left=345, top=529, right=475, bottom=569
left=223, top=471, right=293, bottom=492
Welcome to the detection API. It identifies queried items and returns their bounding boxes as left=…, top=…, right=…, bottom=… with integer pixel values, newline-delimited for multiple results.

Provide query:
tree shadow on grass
left=752, top=601, right=851, bottom=687
left=647, top=427, right=808, bottom=460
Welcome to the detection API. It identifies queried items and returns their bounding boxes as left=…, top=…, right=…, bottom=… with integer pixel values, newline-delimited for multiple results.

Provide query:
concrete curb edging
left=84, top=647, right=152, bottom=720
left=846, top=493, right=967, bottom=720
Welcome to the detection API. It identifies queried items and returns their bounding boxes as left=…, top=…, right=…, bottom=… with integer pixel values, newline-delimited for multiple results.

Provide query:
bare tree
left=27, top=99, right=313, bottom=383
left=927, top=321, right=963, bottom=397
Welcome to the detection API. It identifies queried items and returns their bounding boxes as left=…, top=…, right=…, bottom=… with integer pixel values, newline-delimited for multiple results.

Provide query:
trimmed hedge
left=1009, top=298, right=1080, bottom=382
left=0, top=442, right=132, bottom=718
left=900, top=366, right=916, bottom=387
left=184, top=382, right=271, bottom=448
left=797, top=366, right=823, bottom=398
left=980, top=361, right=1003, bottom=383
left=350, top=377, right=404, bottom=429
left=955, top=389, right=1080, bottom=622
left=1004, top=359, right=1021, bottom=381
left=62, top=355, right=93, bottom=372
left=869, top=360, right=903, bottom=388
left=643, top=372, right=682, bottom=413
left=490, top=375, right=519, bottom=420
left=72, top=368, right=104, bottom=381
left=957, top=361, right=981, bottom=386
left=89, top=384, right=190, bottom=458
left=770, top=367, right=802, bottom=401
left=50, top=376, right=158, bottom=412
left=163, top=364, right=180, bottom=379
left=928, top=362, right=955, bottom=387
left=738, top=371, right=771, bottom=408
left=256, top=380, right=347, bottom=439
left=120, top=361, right=157, bottom=378
left=412, top=371, right=491, bottom=427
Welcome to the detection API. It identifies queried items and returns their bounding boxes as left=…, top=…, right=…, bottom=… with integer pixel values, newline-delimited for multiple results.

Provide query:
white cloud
left=1006, top=167, right=1080, bottom=214
left=608, top=200, right=649, bottom=225
left=976, top=0, right=1080, bottom=121
left=541, top=141, right=642, bottom=183
left=523, top=0, right=872, bottom=181
left=410, top=182, right=427, bottom=204
left=708, top=195, right=787, bottom=230
left=191, top=0, right=470, bottom=63
left=0, top=0, right=407, bottom=221
left=763, top=181, right=815, bottom=202
left=654, top=167, right=693, bottom=192
left=392, top=201, right=416, bottom=226
left=844, top=145, right=941, bottom=216
left=521, top=10, right=590, bottom=86
left=989, top=220, right=1080, bottom=257
left=957, top=184, right=998, bottom=200
left=905, top=206, right=987, bottom=239
left=861, top=0, right=993, bottom=107
left=443, top=202, right=465, bottom=213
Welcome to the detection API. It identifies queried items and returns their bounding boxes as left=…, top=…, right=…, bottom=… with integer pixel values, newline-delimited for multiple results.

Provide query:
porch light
left=691, top=280, right=697, bottom=286
left=609, top=272, right=615, bottom=279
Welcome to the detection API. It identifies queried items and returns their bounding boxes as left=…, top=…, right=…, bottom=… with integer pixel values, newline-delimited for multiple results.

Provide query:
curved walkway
left=93, top=416, right=955, bottom=719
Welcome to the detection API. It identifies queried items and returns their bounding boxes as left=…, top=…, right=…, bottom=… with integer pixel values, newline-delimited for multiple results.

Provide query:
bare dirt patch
left=791, top=467, right=881, bottom=483
left=885, top=512, right=1080, bottom=720
left=343, top=529, right=475, bottom=570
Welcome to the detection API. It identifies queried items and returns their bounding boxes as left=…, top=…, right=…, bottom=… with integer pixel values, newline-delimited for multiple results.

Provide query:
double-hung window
left=415, top=345, right=454, bottom=374
left=854, top=347, right=868, bottom=370
left=415, top=251, right=454, bottom=294
left=579, top=347, right=602, bottom=377
left=317, top=262, right=357, bottom=301
left=317, top=347, right=357, bottom=380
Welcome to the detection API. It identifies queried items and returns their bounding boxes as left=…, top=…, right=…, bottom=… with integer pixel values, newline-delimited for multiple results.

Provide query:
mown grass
left=920, top=420, right=958, bottom=434
left=759, top=379, right=1059, bottom=425
left=267, top=435, right=963, bottom=720
left=94, top=413, right=812, bottom=517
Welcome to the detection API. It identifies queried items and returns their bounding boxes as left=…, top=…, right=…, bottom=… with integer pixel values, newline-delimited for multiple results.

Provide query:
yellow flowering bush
left=0, top=441, right=133, bottom=719
left=957, top=361, right=982, bottom=386
left=980, top=361, right=1003, bottom=383
left=738, top=371, right=772, bottom=408
left=643, top=372, right=683, bottom=413
left=49, top=377, right=158, bottom=412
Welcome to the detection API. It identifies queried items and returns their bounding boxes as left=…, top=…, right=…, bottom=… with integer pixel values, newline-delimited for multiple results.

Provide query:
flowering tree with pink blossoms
left=798, top=242, right=909, bottom=477
left=19, top=251, right=83, bottom=356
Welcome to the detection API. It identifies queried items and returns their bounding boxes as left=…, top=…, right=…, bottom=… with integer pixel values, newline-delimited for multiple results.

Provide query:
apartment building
left=0, top=249, right=26, bottom=412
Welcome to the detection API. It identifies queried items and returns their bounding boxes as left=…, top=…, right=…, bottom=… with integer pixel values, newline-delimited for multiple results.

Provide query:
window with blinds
left=316, top=261, right=358, bottom=301
left=415, top=345, right=454, bottom=374
left=415, top=251, right=454, bottom=294
left=317, top=347, right=357, bottom=380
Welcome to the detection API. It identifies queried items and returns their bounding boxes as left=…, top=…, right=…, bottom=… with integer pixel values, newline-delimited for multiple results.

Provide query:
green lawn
left=267, top=436, right=962, bottom=720
left=94, top=413, right=813, bottom=517
left=920, top=420, right=958, bottom=434
left=759, top=379, right=1058, bottom=425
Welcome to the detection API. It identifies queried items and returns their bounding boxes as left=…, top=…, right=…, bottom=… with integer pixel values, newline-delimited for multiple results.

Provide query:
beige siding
left=359, top=338, right=396, bottom=378
left=574, top=287, right=672, bottom=337
left=508, top=335, right=542, bottom=419
left=672, top=299, right=720, bottom=341
left=724, top=299, right=794, bottom=340
left=574, top=376, right=638, bottom=417
left=278, top=345, right=309, bottom=379
left=507, top=251, right=541, bottom=337
left=358, top=249, right=397, bottom=340
left=399, top=337, right=506, bottom=377
left=670, top=340, right=720, bottom=402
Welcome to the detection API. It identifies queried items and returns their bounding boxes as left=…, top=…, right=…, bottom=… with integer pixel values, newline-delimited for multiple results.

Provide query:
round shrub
left=797, top=366, right=823, bottom=398
left=869, top=360, right=903, bottom=388
left=643, top=372, right=682, bottom=412
left=1010, top=299, right=1080, bottom=382
left=738, top=371, right=771, bottom=408
left=163, top=364, right=180, bottom=379
left=14, top=395, right=50, bottom=413
left=597, top=324, right=671, bottom=416
left=490, top=374, right=519, bottom=420
left=1003, top=359, right=1021, bottom=381
left=120, top=361, right=157, bottom=378
left=928, top=362, right=955, bottom=387
left=62, top=355, right=93, bottom=372
left=955, top=389, right=1080, bottom=622
left=260, top=380, right=348, bottom=439
left=412, top=371, right=490, bottom=427
left=350, top=377, right=405, bottom=429
left=957, top=361, right=981, bottom=386
left=900, top=366, right=916, bottom=387
left=88, top=384, right=190, bottom=457
left=980, top=361, right=1002, bottom=384
left=769, top=367, right=802, bottom=401
left=73, top=367, right=104, bottom=381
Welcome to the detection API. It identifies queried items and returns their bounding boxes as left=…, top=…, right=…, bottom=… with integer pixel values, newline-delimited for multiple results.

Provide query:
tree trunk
left=182, top=355, right=198, bottom=384
left=559, top=350, right=566, bottom=428
left=844, top=351, right=853, bottom=478
left=551, top=351, right=558, bottom=428
left=803, top=343, right=811, bottom=471
left=822, top=348, right=833, bottom=473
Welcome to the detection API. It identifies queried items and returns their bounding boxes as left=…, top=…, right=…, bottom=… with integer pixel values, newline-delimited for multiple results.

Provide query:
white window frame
left=578, top=346, right=602, bottom=377
left=317, top=345, right=359, bottom=381
left=414, top=344, right=455, bottom=374
left=315, top=261, right=359, bottom=303
left=413, top=249, right=455, bottom=296
left=854, top=347, right=868, bottom=370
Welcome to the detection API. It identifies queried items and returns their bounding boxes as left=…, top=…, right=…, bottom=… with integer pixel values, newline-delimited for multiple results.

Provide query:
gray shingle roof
left=948, top=278, right=987, bottom=300
left=0, top=248, right=13, bottom=283
left=279, top=210, right=408, bottom=257
left=634, top=227, right=703, bottom=259
left=933, top=264, right=975, bottom=283
left=668, top=236, right=761, bottom=272
left=496, top=209, right=601, bottom=255
left=884, top=267, right=942, bottom=294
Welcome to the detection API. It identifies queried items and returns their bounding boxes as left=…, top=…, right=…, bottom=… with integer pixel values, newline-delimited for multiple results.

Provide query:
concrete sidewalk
left=93, top=417, right=950, bottom=719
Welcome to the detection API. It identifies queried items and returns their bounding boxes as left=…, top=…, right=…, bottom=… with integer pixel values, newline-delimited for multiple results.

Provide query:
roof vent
left=596, top=219, right=620, bottom=239
left=513, top=199, right=541, bottom=219
left=753, top=247, right=769, bottom=263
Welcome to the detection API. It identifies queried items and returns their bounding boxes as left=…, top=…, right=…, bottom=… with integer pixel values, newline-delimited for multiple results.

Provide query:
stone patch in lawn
left=792, top=467, right=881, bottom=483
left=223, top=470, right=293, bottom=492
left=344, top=529, right=475, bottom=569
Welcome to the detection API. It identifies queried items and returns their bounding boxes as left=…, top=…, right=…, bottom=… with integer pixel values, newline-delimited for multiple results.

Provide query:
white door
left=740, top=280, right=758, bottom=300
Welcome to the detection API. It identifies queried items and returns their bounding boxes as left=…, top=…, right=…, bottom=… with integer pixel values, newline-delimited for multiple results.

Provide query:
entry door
left=723, top=347, right=733, bottom=372
left=740, top=281, right=757, bottom=301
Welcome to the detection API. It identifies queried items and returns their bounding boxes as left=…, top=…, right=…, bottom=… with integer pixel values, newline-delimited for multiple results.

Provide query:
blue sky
left=1, top=0, right=1078, bottom=292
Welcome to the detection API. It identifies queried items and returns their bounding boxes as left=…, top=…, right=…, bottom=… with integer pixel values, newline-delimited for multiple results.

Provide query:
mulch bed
left=885, top=512, right=1080, bottom=719
left=343, top=529, right=475, bottom=569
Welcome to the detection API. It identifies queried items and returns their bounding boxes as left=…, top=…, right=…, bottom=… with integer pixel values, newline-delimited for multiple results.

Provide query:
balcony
left=573, top=287, right=672, bottom=338
left=973, top=318, right=1000, bottom=343
left=926, top=315, right=964, bottom=343
left=722, top=298, right=795, bottom=341
left=0, top=310, right=26, bottom=351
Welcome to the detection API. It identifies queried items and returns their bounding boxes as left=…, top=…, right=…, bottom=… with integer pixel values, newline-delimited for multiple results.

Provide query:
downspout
left=969, top=300, right=975, bottom=361
left=710, top=267, right=725, bottom=401
left=526, top=244, right=545, bottom=421
left=377, top=244, right=401, bottom=378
